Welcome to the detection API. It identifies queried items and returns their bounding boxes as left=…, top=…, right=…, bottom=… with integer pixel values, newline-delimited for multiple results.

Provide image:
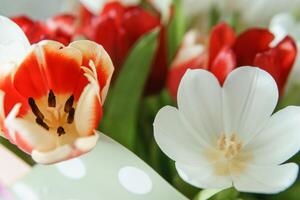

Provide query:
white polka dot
left=118, top=166, right=152, bottom=195
left=55, top=158, right=86, bottom=179
left=12, top=183, right=39, bottom=200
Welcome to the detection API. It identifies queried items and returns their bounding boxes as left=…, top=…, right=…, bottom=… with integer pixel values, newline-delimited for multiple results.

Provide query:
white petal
left=0, top=90, right=5, bottom=120
left=74, top=133, right=99, bottom=152
left=269, top=13, right=295, bottom=46
left=4, top=104, right=56, bottom=151
left=150, top=0, right=172, bottom=23
left=153, top=106, right=211, bottom=165
left=172, top=32, right=205, bottom=68
left=32, top=145, right=73, bottom=165
left=74, top=83, right=101, bottom=136
left=177, top=69, right=222, bottom=146
left=222, top=67, right=278, bottom=143
left=245, top=106, right=300, bottom=165
left=233, top=163, right=298, bottom=194
left=0, top=16, right=29, bottom=67
left=175, top=162, right=232, bottom=189
left=79, top=0, right=104, bottom=14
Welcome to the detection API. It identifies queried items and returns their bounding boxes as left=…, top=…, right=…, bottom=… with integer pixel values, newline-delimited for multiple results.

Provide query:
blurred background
left=1, top=0, right=300, bottom=200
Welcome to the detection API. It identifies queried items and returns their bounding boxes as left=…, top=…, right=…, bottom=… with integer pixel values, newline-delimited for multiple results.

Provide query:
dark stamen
left=67, top=108, right=75, bottom=123
left=57, top=126, right=66, bottom=136
left=64, top=95, right=74, bottom=113
left=48, top=90, right=56, bottom=107
left=28, top=97, right=44, bottom=120
left=36, top=117, right=49, bottom=130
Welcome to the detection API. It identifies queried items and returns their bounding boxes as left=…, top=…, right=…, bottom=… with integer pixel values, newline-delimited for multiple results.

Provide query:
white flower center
left=205, top=134, right=251, bottom=176
left=28, top=91, right=76, bottom=137
left=217, top=134, right=242, bottom=159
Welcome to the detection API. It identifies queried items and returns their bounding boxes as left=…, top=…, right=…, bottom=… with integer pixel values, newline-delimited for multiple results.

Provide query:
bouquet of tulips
left=1, top=0, right=300, bottom=199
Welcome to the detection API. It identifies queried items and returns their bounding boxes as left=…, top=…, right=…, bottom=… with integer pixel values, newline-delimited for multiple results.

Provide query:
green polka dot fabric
left=9, top=132, right=187, bottom=200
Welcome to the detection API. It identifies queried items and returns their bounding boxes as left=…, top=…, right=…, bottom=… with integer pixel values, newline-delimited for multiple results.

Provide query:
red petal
left=101, top=2, right=126, bottom=17
left=122, top=5, right=160, bottom=43
left=254, top=36, right=297, bottom=95
left=12, top=16, right=52, bottom=44
left=86, top=15, right=127, bottom=68
left=46, top=14, right=77, bottom=45
left=41, top=42, right=82, bottom=94
left=81, top=2, right=129, bottom=69
left=78, top=4, right=95, bottom=28
left=233, top=28, right=274, bottom=66
left=208, top=22, right=236, bottom=67
left=210, top=48, right=236, bottom=85
left=0, top=74, right=28, bottom=116
left=13, top=49, right=48, bottom=99
left=13, top=42, right=82, bottom=99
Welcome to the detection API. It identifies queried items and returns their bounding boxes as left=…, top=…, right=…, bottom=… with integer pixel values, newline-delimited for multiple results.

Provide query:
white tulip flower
left=154, top=67, right=300, bottom=194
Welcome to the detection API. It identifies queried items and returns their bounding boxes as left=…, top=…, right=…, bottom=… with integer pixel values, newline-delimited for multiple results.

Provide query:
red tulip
left=79, top=2, right=168, bottom=94
left=12, top=14, right=77, bottom=46
left=168, top=22, right=297, bottom=99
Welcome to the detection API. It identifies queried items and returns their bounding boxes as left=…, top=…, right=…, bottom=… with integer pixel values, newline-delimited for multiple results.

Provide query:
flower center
left=28, top=90, right=75, bottom=136
left=217, top=134, right=242, bottom=159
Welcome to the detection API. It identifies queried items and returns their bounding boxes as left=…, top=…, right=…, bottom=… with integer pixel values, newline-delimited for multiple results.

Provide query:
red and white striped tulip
left=0, top=16, right=114, bottom=164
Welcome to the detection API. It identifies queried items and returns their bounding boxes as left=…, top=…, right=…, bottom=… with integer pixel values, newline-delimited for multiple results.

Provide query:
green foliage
left=167, top=0, right=186, bottom=64
left=194, top=188, right=239, bottom=200
left=101, top=29, right=159, bottom=151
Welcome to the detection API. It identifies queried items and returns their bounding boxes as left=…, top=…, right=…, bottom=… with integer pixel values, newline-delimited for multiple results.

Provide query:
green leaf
left=194, top=189, right=223, bottom=200
left=194, top=188, right=239, bottom=200
left=167, top=0, right=186, bottom=64
left=213, top=188, right=239, bottom=200
left=208, top=6, right=221, bottom=29
left=101, top=29, right=159, bottom=150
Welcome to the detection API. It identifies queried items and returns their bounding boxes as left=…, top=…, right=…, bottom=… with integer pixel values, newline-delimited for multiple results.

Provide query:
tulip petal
left=167, top=32, right=206, bottom=99
left=31, top=133, right=99, bottom=164
left=208, top=22, right=236, bottom=67
left=69, top=40, right=114, bottom=102
left=0, top=16, right=30, bottom=66
left=232, top=163, right=298, bottom=194
left=210, top=48, right=236, bottom=85
left=175, top=162, right=232, bottom=189
left=154, top=106, right=211, bottom=165
left=177, top=69, right=222, bottom=146
left=12, top=16, right=52, bottom=44
left=233, top=28, right=274, bottom=66
left=0, top=73, right=29, bottom=116
left=13, top=41, right=83, bottom=99
left=32, top=145, right=73, bottom=165
left=13, top=46, right=49, bottom=99
left=122, top=5, right=160, bottom=43
left=253, top=36, right=297, bottom=95
left=4, top=104, right=56, bottom=153
left=39, top=41, right=83, bottom=94
left=245, top=106, right=300, bottom=165
left=74, top=83, right=102, bottom=137
left=74, top=133, right=99, bottom=152
left=222, top=67, right=278, bottom=143
left=32, top=134, right=99, bottom=164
